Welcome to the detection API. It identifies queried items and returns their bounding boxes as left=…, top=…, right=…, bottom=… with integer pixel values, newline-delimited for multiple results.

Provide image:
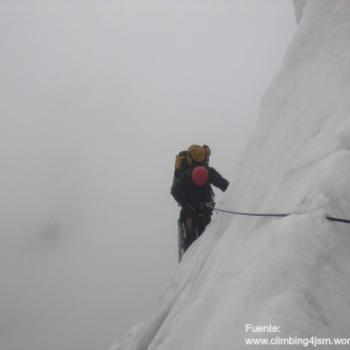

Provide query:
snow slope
left=111, top=1, right=350, bottom=349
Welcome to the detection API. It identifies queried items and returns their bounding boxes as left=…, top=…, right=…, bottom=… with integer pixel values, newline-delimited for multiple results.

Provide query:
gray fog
left=0, top=1, right=295, bottom=350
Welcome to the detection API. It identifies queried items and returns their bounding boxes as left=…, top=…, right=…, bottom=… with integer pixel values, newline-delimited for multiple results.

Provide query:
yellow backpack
left=174, top=144, right=211, bottom=178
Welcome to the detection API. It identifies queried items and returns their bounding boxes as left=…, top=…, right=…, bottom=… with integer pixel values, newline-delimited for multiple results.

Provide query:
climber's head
left=192, top=166, right=209, bottom=187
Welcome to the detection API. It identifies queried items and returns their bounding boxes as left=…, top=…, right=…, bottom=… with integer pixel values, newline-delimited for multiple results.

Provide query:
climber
left=171, top=145, right=229, bottom=258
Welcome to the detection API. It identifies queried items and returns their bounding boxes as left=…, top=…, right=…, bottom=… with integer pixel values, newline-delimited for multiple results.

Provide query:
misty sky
left=0, top=1, right=296, bottom=350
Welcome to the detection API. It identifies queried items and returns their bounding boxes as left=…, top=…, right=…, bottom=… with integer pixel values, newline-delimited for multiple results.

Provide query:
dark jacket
left=171, top=166, right=229, bottom=209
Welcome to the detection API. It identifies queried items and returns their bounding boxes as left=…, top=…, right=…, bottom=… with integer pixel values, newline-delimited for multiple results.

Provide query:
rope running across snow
left=214, top=207, right=350, bottom=224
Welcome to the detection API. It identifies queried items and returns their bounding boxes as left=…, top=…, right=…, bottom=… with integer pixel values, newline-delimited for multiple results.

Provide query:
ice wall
left=111, top=1, right=350, bottom=349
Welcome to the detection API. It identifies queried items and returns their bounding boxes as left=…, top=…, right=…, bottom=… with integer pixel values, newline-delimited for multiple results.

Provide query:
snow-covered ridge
left=111, top=1, right=350, bottom=349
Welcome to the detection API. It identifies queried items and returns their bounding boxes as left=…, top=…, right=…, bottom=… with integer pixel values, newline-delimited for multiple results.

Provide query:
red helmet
left=192, top=166, right=209, bottom=186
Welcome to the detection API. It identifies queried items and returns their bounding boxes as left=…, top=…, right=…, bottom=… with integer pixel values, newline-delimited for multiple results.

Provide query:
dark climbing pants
left=179, top=206, right=213, bottom=252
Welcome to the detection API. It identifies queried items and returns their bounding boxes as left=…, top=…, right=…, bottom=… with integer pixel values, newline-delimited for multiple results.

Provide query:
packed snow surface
left=111, top=1, right=350, bottom=349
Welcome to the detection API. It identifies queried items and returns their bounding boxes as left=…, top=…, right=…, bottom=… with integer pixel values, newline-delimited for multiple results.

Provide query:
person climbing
left=171, top=145, right=229, bottom=261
